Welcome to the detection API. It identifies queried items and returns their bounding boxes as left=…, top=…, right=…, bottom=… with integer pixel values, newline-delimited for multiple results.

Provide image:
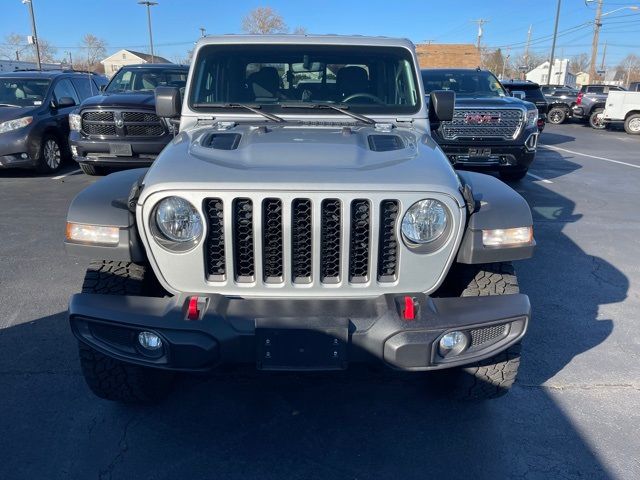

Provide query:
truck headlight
left=401, top=199, right=448, bottom=244
left=526, top=110, right=538, bottom=128
left=0, top=116, right=33, bottom=134
left=69, top=112, right=82, bottom=132
left=154, top=196, right=203, bottom=244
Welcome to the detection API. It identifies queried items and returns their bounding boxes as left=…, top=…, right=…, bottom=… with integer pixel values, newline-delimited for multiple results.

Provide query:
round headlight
left=155, top=196, right=203, bottom=243
left=401, top=199, right=448, bottom=244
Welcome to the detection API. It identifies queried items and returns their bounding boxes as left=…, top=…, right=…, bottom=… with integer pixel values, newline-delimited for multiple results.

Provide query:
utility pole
left=546, top=0, right=562, bottom=85
left=471, top=19, right=489, bottom=50
left=588, top=0, right=603, bottom=83
left=600, top=40, right=607, bottom=72
left=22, top=0, right=41, bottom=70
left=199, top=27, right=206, bottom=37
left=138, top=1, right=158, bottom=63
left=523, top=25, right=532, bottom=64
left=66, top=51, right=73, bottom=69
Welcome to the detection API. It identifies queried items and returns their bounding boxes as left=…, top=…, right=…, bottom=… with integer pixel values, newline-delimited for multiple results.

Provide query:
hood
left=80, top=92, right=156, bottom=110
left=455, top=97, right=528, bottom=108
left=140, top=123, right=462, bottom=200
left=0, top=106, right=39, bottom=123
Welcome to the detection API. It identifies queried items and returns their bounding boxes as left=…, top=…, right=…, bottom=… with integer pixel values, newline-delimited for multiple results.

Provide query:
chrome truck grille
left=81, top=110, right=165, bottom=138
left=439, top=109, right=524, bottom=140
left=203, top=197, right=399, bottom=285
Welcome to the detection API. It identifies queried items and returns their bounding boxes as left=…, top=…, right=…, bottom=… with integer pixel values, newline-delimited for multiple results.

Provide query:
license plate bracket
left=109, top=143, right=132, bottom=156
left=256, top=317, right=348, bottom=371
left=468, top=147, right=491, bottom=157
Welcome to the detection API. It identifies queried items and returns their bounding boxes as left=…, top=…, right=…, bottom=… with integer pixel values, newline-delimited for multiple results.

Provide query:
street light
left=138, top=1, right=158, bottom=64
left=21, top=0, right=41, bottom=70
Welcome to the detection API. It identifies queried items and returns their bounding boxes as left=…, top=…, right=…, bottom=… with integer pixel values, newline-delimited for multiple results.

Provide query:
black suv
left=0, top=70, right=107, bottom=173
left=502, top=80, right=548, bottom=131
left=69, top=63, right=188, bottom=175
left=422, top=68, right=539, bottom=181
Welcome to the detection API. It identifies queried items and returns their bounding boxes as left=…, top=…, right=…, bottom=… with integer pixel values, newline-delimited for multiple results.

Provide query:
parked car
left=502, top=80, right=548, bottom=131
left=572, top=84, right=626, bottom=129
left=628, top=82, right=640, bottom=92
left=0, top=70, right=106, bottom=172
left=602, top=90, right=640, bottom=134
left=422, top=68, right=539, bottom=181
left=543, top=87, right=579, bottom=124
left=540, top=85, right=577, bottom=95
left=65, top=35, right=534, bottom=404
left=68, top=63, right=189, bottom=175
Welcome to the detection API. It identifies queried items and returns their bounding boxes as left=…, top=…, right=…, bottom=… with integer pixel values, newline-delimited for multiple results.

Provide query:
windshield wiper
left=280, top=103, right=375, bottom=125
left=192, top=103, right=285, bottom=123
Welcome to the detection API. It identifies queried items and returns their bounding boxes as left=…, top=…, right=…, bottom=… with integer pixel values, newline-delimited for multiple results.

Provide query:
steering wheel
left=342, top=93, right=384, bottom=104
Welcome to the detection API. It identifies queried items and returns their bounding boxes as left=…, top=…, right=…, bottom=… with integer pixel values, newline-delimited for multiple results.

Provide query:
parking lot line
left=540, top=144, right=640, bottom=170
left=527, top=172, right=553, bottom=184
left=52, top=169, right=81, bottom=180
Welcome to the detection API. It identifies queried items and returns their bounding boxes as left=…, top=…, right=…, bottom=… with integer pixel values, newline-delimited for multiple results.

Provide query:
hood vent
left=368, top=135, right=405, bottom=152
left=202, top=133, right=241, bottom=150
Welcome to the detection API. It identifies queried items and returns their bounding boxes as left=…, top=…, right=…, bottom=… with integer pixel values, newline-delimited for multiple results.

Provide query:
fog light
left=70, top=146, right=78, bottom=157
left=21, top=153, right=28, bottom=159
left=438, top=331, right=469, bottom=357
left=138, top=331, right=163, bottom=350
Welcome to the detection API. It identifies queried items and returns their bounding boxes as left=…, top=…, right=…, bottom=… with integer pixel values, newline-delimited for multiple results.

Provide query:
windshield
left=0, top=78, right=51, bottom=107
left=189, top=45, right=420, bottom=114
left=422, top=70, right=507, bottom=98
left=106, top=67, right=187, bottom=93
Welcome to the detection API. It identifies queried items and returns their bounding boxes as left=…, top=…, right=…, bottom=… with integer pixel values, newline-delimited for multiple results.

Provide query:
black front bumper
left=69, top=292, right=530, bottom=372
left=439, top=142, right=536, bottom=170
left=69, top=131, right=170, bottom=167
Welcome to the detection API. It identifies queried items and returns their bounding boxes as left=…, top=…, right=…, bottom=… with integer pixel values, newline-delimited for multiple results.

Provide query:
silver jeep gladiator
left=65, top=35, right=534, bottom=403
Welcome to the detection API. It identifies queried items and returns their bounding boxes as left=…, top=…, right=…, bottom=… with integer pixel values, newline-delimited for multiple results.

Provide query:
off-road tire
left=589, top=108, right=606, bottom=129
left=624, top=113, right=640, bottom=135
left=79, top=163, right=105, bottom=176
left=547, top=106, right=566, bottom=124
left=433, top=262, right=522, bottom=400
left=36, top=134, right=63, bottom=173
left=499, top=167, right=528, bottom=182
left=78, top=260, right=174, bottom=403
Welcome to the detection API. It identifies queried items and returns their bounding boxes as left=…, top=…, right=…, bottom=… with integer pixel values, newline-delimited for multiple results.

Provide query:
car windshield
left=189, top=45, right=420, bottom=114
left=422, top=70, right=507, bottom=98
left=105, top=67, right=187, bottom=93
left=0, top=78, right=51, bottom=107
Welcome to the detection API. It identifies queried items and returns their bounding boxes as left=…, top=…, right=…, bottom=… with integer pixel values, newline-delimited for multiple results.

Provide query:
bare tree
left=616, top=54, right=640, bottom=86
left=292, top=26, right=308, bottom=35
left=79, top=34, right=107, bottom=71
left=0, top=33, right=30, bottom=60
left=242, top=7, right=287, bottom=34
left=569, top=53, right=589, bottom=74
left=481, top=48, right=505, bottom=76
left=34, top=38, right=58, bottom=63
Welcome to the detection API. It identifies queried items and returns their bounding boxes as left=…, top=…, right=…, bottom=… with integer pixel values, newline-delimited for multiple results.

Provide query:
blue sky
left=1, top=0, right=638, bottom=66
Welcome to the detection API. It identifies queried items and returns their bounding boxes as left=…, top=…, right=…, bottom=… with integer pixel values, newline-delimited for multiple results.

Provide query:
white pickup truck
left=602, top=90, right=640, bottom=135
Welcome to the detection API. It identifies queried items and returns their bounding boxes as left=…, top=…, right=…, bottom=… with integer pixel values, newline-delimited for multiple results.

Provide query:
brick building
left=415, top=44, right=481, bottom=69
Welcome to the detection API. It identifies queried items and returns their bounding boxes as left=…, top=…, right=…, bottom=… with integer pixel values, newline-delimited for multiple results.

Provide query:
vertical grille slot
left=262, top=198, right=284, bottom=283
left=204, top=198, right=226, bottom=280
left=378, top=200, right=399, bottom=282
left=291, top=199, right=312, bottom=283
left=349, top=199, right=371, bottom=283
left=321, top=199, right=341, bottom=283
left=233, top=198, right=255, bottom=282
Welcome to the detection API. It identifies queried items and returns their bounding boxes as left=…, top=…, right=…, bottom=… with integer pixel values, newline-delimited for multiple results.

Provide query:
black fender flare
left=456, top=171, right=535, bottom=264
left=65, top=168, right=148, bottom=262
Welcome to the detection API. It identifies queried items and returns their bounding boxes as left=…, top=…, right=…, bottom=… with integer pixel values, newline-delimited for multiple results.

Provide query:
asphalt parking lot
left=0, top=121, right=639, bottom=480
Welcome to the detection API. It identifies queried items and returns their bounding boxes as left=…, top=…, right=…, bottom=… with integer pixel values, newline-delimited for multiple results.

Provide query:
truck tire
left=79, top=163, right=105, bottom=176
left=624, top=113, right=640, bottom=135
left=432, top=262, right=522, bottom=400
left=589, top=108, right=606, bottom=129
left=78, top=260, right=174, bottom=403
left=499, top=167, right=528, bottom=182
left=547, top=106, right=566, bottom=124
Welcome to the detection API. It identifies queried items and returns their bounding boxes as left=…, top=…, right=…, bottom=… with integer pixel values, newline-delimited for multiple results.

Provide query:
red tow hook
left=187, top=296, right=206, bottom=320
left=403, top=296, right=416, bottom=321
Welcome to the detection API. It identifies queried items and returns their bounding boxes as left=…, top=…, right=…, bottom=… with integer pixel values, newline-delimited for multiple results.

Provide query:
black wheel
left=589, top=108, right=606, bottom=129
left=36, top=134, right=63, bottom=173
left=499, top=167, right=528, bottom=182
left=624, top=113, right=640, bottom=135
left=432, top=262, right=522, bottom=400
left=78, top=260, right=174, bottom=403
left=79, top=163, right=105, bottom=176
left=547, top=106, right=566, bottom=124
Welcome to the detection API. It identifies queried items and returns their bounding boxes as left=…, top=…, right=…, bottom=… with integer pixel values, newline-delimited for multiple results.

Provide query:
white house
left=100, top=49, right=172, bottom=77
left=526, top=59, right=576, bottom=87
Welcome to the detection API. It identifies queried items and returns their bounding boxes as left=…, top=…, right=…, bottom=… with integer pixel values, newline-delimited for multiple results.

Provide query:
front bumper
left=69, top=131, right=170, bottom=167
left=69, top=292, right=530, bottom=372
left=0, top=128, right=38, bottom=169
left=572, top=106, right=586, bottom=119
left=438, top=140, right=537, bottom=170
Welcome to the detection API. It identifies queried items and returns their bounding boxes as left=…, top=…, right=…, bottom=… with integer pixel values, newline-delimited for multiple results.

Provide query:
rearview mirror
left=155, top=86, right=182, bottom=118
left=511, top=90, right=526, bottom=100
left=429, top=90, right=455, bottom=122
left=53, top=97, right=76, bottom=109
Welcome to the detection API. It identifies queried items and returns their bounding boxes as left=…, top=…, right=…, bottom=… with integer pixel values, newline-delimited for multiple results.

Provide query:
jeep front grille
left=81, top=109, right=165, bottom=138
left=204, top=196, right=400, bottom=286
left=439, top=109, right=524, bottom=140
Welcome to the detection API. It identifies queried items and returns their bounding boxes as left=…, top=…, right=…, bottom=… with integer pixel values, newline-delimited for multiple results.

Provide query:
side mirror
left=429, top=90, right=455, bottom=122
left=511, top=90, right=526, bottom=100
left=155, top=86, right=182, bottom=118
left=53, top=97, right=76, bottom=109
